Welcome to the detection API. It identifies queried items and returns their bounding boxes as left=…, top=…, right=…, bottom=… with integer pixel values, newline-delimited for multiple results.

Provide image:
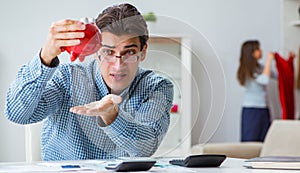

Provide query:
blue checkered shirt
left=5, top=53, right=173, bottom=161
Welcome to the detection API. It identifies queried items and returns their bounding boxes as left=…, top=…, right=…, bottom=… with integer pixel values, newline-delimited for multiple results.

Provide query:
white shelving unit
left=290, top=20, right=300, bottom=26
left=282, top=0, right=300, bottom=119
left=282, top=0, right=300, bottom=52
left=141, top=35, right=192, bottom=157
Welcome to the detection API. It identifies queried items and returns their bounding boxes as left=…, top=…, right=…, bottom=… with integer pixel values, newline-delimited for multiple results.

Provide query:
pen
left=61, top=165, right=81, bottom=169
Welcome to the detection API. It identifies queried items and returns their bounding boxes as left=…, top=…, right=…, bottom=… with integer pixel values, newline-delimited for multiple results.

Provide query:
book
left=244, top=156, right=300, bottom=170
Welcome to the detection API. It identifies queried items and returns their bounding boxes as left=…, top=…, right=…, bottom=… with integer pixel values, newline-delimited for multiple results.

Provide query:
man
left=5, top=3, right=173, bottom=160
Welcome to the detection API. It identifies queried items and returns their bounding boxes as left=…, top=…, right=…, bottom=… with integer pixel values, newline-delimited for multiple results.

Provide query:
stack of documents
left=244, top=156, right=300, bottom=170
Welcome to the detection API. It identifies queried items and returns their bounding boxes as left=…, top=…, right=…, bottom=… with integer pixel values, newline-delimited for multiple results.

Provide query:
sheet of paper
left=0, top=160, right=107, bottom=172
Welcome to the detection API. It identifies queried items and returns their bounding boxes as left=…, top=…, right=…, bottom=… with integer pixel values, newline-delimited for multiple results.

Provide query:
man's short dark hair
left=96, top=3, right=149, bottom=50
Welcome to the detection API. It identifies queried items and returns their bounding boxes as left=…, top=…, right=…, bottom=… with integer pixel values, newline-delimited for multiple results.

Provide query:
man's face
left=98, top=32, right=146, bottom=95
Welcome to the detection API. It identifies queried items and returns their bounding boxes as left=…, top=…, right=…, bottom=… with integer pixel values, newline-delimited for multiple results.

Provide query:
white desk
left=0, top=158, right=297, bottom=172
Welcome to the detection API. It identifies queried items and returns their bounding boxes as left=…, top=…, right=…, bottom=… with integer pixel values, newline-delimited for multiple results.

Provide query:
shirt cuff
left=96, top=116, right=107, bottom=127
left=27, top=51, right=58, bottom=85
left=49, top=57, right=60, bottom=67
left=39, top=49, right=60, bottom=68
left=101, top=108, right=134, bottom=136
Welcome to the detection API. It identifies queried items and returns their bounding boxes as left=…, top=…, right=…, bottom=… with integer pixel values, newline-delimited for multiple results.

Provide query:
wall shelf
left=142, top=35, right=192, bottom=157
left=291, top=20, right=300, bottom=26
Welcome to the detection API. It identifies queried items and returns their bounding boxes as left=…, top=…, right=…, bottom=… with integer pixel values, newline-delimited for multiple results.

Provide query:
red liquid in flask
left=62, top=23, right=101, bottom=62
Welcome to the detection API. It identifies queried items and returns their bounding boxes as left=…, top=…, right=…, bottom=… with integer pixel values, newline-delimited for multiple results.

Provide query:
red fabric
left=274, top=52, right=295, bottom=119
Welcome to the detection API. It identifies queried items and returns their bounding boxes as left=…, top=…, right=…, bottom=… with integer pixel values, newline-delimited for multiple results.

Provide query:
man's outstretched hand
left=70, top=94, right=122, bottom=125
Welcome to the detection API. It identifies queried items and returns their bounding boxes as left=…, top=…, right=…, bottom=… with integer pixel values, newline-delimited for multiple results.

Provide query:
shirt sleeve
left=5, top=52, right=64, bottom=124
left=101, top=79, right=174, bottom=157
left=255, top=74, right=270, bottom=85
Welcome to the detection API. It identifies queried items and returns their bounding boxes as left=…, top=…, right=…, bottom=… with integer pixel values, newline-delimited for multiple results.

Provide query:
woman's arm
left=262, top=52, right=274, bottom=77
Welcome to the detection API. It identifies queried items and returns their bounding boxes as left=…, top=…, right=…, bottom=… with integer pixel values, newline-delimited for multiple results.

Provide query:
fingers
left=96, top=94, right=122, bottom=105
left=69, top=94, right=122, bottom=116
left=52, top=31, right=85, bottom=40
left=87, top=94, right=122, bottom=109
left=70, top=106, right=99, bottom=116
left=69, top=105, right=89, bottom=115
left=41, top=19, right=86, bottom=64
left=49, top=19, right=85, bottom=45
left=54, top=19, right=80, bottom=25
left=289, top=51, right=295, bottom=58
left=52, top=19, right=86, bottom=32
left=69, top=102, right=111, bottom=116
left=267, top=52, right=274, bottom=60
left=83, top=101, right=99, bottom=109
left=108, top=94, right=122, bottom=104
left=69, top=103, right=99, bottom=115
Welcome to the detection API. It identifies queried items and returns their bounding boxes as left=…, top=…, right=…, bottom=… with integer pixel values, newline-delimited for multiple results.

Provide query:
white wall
left=0, top=0, right=281, bottom=161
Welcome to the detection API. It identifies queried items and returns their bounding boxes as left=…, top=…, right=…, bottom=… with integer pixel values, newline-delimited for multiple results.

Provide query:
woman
left=237, top=40, right=275, bottom=142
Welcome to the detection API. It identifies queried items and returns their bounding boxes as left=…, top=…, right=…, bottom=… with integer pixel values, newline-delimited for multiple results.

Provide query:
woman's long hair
left=237, top=40, right=260, bottom=86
